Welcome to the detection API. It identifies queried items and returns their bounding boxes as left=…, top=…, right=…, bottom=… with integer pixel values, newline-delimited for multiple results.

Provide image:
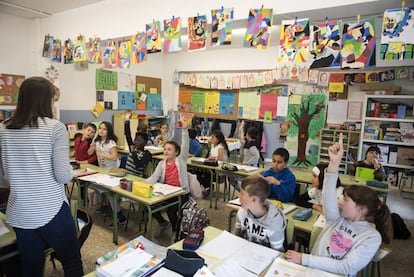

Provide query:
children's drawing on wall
left=279, top=121, right=290, bottom=141
left=42, top=35, right=53, bottom=58
left=191, top=91, right=205, bottom=113
left=211, top=7, right=234, bottom=46
left=117, top=39, right=131, bottom=69
left=310, top=20, right=342, bottom=68
left=272, top=68, right=281, bottom=82
left=281, top=66, right=289, bottom=80
left=163, top=17, right=182, bottom=53
left=341, top=19, right=376, bottom=69
left=210, top=76, right=218, bottom=89
left=101, top=40, right=117, bottom=69
left=298, top=66, right=309, bottom=82
left=318, top=72, right=329, bottom=87
left=63, top=38, right=74, bottom=64
left=204, top=75, right=211, bottom=89
left=218, top=76, right=226, bottom=89
left=232, top=76, right=240, bottom=89
left=188, top=15, right=208, bottom=52
left=73, top=35, right=87, bottom=62
left=0, top=73, right=25, bottom=106
left=380, top=7, right=414, bottom=60
left=190, top=74, right=197, bottom=86
left=240, top=75, right=248, bottom=88
left=279, top=18, right=310, bottom=63
left=118, top=72, right=136, bottom=92
left=244, top=8, right=273, bottom=50
left=204, top=91, right=220, bottom=114
left=131, top=32, right=147, bottom=64
left=286, top=94, right=327, bottom=167
left=51, top=38, right=62, bottom=63
left=146, top=21, right=162, bottom=53
left=88, top=37, right=102, bottom=64
left=290, top=65, right=299, bottom=80
left=219, top=91, right=235, bottom=115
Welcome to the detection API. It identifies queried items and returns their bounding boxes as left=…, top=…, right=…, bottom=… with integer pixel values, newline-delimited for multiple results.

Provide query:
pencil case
left=292, top=208, right=313, bottom=221
left=366, top=180, right=388, bottom=189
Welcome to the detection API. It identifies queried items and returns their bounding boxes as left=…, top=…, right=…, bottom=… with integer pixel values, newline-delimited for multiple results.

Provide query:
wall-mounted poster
left=73, top=35, right=87, bottom=62
left=341, top=19, right=376, bottom=69
left=380, top=7, right=414, bottom=60
left=131, top=32, right=147, bottom=64
left=188, top=15, right=208, bottom=52
left=191, top=91, right=205, bottom=113
left=204, top=91, right=220, bottom=114
left=51, top=38, right=62, bottom=63
left=279, top=18, right=310, bottom=62
left=219, top=91, right=235, bottom=115
left=116, top=39, right=131, bottom=69
left=87, top=37, right=102, bottom=64
left=63, top=38, right=74, bottom=64
left=101, top=40, right=117, bottom=69
left=0, top=73, right=25, bottom=105
left=118, top=91, right=136, bottom=110
left=244, top=8, right=273, bottom=49
left=211, top=7, right=234, bottom=46
left=42, top=34, right=53, bottom=58
left=96, top=69, right=118, bottom=90
left=146, top=93, right=162, bottom=110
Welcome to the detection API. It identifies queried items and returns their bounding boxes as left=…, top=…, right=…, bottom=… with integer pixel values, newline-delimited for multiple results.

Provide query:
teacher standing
left=0, top=77, right=83, bottom=276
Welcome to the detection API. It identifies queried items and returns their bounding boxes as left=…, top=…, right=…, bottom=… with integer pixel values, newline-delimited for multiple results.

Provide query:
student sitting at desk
left=235, top=175, right=286, bottom=251
left=70, top=122, right=98, bottom=165
left=154, top=110, right=175, bottom=148
left=348, top=145, right=386, bottom=181
left=260, top=148, right=296, bottom=203
left=125, top=110, right=153, bottom=149
left=296, top=163, right=343, bottom=212
left=241, top=127, right=260, bottom=166
left=285, top=134, right=393, bottom=276
left=145, top=114, right=190, bottom=238
left=188, top=128, right=202, bottom=157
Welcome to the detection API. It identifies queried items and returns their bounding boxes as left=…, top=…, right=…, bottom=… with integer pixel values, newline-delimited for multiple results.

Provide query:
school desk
left=117, top=145, right=164, bottom=156
left=0, top=213, right=18, bottom=262
left=152, top=155, right=265, bottom=209
left=290, top=167, right=390, bottom=203
left=75, top=164, right=185, bottom=244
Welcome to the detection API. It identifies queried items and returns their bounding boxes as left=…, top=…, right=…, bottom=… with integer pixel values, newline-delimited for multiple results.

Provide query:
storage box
left=397, top=147, right=414, bottom=166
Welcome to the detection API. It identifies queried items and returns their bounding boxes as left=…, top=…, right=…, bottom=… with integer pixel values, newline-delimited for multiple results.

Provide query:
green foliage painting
left=286, top=94, right=327, bottom=167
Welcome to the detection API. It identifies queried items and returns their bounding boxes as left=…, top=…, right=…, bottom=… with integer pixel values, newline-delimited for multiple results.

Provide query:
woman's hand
left=327, top=133, right=343, bottom=173
left=285, top=250, right=303, bottom=264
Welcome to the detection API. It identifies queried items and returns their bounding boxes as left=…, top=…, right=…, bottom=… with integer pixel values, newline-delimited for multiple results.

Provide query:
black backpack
left=391, top=213, right=411, bottom=240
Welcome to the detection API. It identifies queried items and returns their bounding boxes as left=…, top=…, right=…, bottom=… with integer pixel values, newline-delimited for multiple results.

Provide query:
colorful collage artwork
left=211, top=8, right=234, bottom=46
left=341, top=19, right=376, bottom=69
left=279, top=18, right=310, bottom=63
left=238, top=90, right=260, bottom=119
left=73, top=35, right=87, bottom=62
left=63, top=38, right=74, bottom=64
left=310, top=20, right=342, bottom=68
left=146, top=21, right=162, bottom=53
left=88, top=37, right=102, bottom=64
left=116, top=39, right=131, bottom=69
left=244, top=8, right=273, bottom=49
left=163, top=17, right=182, bottom=53
left=188, top=15, right=208, bottom=51
left=219, top=92, right=235, bottom=115
left=51, top=38, right=62, bottom=63
left=131, top=32, right=147, bottom=64
left=380, top=7, right=414, bottom=60
left=101, top=40, right=117, bottom=69
left=42, top=35, right=53, bottom=58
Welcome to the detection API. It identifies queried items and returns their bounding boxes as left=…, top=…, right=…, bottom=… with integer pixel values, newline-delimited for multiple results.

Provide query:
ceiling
left=0, top=0, right=103, bottom=18
left=0, top=0, right=408, bottom=21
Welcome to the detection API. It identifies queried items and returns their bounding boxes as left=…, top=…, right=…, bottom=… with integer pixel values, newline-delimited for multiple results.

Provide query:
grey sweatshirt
left=301, top=172, right=381, bottom=276
left=235, top=200, right=286, bottom=251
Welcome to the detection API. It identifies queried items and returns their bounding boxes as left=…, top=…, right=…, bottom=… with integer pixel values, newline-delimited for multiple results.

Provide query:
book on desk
left=153, top=183, right=183, bottom=196
left=73, top=167, right=99, bottom=178
left=77, top=173, right=121, bottom=187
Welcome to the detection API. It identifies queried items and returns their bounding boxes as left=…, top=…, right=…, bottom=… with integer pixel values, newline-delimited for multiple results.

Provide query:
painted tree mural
left=286, top=94, right=327, bottom=167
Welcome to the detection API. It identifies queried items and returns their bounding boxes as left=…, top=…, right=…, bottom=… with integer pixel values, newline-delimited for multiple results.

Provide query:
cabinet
left=359, top=95, right=414, bottom=170
left=319, top=129, right=360, bottom=174
left=113, top=114, right=167, bottom=150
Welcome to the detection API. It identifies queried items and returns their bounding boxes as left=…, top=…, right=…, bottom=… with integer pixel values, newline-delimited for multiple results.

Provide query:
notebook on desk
left=355, top=167, right=375, bottom=180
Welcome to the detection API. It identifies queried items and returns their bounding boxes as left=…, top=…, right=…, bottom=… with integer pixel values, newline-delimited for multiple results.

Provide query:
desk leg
left=228, top=210, right=236, bottom=232
left=112, top=193, right=119, bottom=245
left=146, top=205, right=153, bottom=241
left=215, top=171, right=220, bottom=209
left=76, top=180, right=88, bottom=209
left=208, top=169, right=214, bottom=209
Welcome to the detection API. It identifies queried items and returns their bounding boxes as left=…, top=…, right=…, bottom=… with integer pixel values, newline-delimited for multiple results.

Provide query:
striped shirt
left=125, top=149, right=152, bottom=177
left=0, top=118, right=73, bottom=229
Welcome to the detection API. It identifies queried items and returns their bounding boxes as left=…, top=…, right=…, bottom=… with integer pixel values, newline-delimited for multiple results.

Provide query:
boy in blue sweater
left=260, top=148, right=296, bottom=202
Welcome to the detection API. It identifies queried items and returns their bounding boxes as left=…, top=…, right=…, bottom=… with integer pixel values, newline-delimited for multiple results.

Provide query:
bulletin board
left=0, top=73, right=26, bottom=105
left=179, top=85, right=239, bottom=120
left=136, top=75, right=162, bottom=110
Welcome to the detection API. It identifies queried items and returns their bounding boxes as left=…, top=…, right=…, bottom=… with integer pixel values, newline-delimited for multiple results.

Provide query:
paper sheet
left=78, top=173, right=121, bottom=187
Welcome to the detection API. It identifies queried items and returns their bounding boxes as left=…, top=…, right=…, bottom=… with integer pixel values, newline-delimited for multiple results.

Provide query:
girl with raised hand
left=285, top=133, right=393, bottom=276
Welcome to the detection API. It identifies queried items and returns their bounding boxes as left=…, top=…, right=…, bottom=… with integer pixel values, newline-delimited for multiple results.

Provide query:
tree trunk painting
left=286, top=94, right=327, bottom=167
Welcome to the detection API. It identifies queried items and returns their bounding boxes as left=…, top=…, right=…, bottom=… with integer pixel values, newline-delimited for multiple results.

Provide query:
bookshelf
left=318, top=129, right=360, bottom=174
left=359, top=95, right=414, bottom=170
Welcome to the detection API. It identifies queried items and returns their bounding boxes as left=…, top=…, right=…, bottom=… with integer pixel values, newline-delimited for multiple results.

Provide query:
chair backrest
left=119, top=155, right=128, bottom=169
left=143, top=162, right=153, bottom=178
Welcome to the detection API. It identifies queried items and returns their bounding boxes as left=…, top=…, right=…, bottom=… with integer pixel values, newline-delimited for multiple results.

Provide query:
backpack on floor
left=175, top=199, right=209, bottom=241
left=391, top=213, right=411, bottom=240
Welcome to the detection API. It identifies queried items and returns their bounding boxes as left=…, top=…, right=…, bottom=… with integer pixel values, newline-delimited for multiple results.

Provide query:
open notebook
left=153, top=183, right=183, bottom=196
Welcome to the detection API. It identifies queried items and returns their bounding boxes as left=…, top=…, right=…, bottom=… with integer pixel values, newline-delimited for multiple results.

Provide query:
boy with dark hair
left=260, top=148, right=296, bottom=202
left=188, top=128, right=202, bottom=157
left=235, top=175, right=286, bottom=251
left=349, top=145, right=386, bottom=181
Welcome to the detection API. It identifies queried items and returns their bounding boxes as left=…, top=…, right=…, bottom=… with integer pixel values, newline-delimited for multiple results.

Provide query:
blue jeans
left=14, top=202, right=83, bottom=277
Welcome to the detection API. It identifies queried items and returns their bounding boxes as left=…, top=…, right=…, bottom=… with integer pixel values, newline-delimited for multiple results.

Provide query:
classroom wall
left=1, top=0, right=414, bottom=158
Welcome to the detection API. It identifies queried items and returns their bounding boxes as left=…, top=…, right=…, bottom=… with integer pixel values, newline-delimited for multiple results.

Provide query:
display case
left=359, top=95, right=414, bottom=170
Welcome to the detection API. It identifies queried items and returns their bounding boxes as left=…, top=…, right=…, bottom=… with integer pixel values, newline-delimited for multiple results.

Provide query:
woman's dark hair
left=211, top=130, right=230, bottom=156
left=5, top=77, right=55, bottom=129
left=344, top=185, right=393, bottom=244
left=95, top=121, right=118, bottom=144
left=166, top=140, right=181, bottom=156
left=316, top=163, right=341, bottom=190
